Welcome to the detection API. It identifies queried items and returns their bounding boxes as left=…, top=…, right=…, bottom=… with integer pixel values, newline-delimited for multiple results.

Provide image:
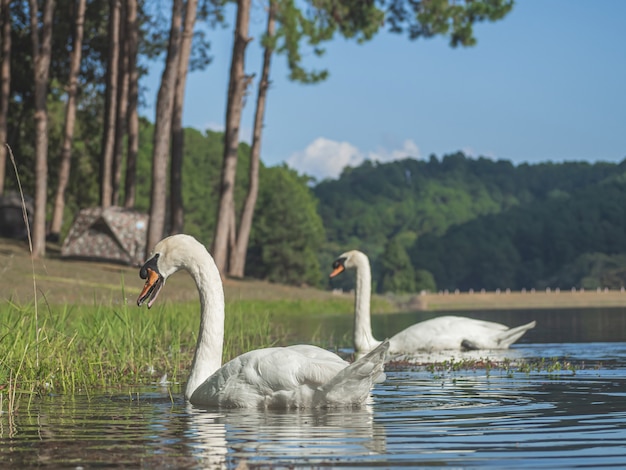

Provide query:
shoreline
left=413, top=289, right=626, bottom=311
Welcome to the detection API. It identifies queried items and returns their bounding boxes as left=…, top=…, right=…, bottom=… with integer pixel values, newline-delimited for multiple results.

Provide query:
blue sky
left=143, top=0, right=626, bottom=181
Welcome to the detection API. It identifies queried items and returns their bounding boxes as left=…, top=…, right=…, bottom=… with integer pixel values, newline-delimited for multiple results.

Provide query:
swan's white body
left=330, top=250, right=536, bottom=356
left=137, top=235, right=388, bottom=408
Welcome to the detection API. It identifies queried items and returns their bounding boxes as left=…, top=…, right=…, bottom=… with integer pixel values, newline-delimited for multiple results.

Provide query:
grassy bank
left=0, top=300, right=282, bottom=410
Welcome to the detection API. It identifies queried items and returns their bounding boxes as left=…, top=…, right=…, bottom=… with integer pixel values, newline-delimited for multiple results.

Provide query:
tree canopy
left=247, top=164, right=325, bottom=286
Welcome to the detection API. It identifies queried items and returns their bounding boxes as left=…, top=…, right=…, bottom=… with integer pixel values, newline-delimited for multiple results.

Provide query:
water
left=282, top=306, right=626, bottom=345
left=2, top=309, right=626, bottom=468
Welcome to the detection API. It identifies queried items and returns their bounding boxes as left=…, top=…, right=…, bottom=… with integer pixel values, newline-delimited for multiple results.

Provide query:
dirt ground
left=0, top=238, right=347, bottom=306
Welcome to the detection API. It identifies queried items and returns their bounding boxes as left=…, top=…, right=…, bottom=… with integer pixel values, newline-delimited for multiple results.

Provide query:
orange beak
left=329, top=265, right=345, bottom=278
left=137, top=267, right=164, bottom=308
left=139, top=268, right=159, bottom=298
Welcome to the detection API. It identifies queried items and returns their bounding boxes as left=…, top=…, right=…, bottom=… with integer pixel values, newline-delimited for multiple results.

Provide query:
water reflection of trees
left=0, top=393, right=203, bottom=467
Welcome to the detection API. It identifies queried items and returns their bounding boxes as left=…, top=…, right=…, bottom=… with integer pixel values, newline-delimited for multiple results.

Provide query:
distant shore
left=412, top=289, right=626, bottom=311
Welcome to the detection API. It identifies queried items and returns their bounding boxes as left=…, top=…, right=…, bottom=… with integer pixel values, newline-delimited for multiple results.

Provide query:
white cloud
left=287, top=138, right=420, bottom=180
left=286, top=138, right=364, bottom=180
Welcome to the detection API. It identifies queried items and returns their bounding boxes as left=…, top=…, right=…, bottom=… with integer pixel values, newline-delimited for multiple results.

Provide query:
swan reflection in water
left=184, top=403, right=386, bottom=467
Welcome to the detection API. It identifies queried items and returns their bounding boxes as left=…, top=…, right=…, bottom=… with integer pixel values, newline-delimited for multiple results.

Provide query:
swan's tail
left=496, top=320, right=537, bottom=348
left=317, top=340, right=389, bottom=407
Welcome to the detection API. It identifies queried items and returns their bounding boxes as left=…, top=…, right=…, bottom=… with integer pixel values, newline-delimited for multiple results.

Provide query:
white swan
left=136, top=235, right=388, bottom=408
left=330, top=250, right=536, bottom=356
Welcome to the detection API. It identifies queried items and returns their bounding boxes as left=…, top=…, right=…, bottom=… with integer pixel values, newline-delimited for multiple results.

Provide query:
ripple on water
left=1, top=343, right=626, bottom=468
left=369, top=359, right=626, bottom=468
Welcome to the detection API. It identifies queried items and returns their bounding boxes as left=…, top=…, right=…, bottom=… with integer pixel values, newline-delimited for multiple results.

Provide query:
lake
left=2, top=308, right=626, bottom=468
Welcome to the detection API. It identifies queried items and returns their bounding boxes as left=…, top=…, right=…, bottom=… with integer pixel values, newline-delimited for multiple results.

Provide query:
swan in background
left=137, top=234, right=388, bottom=408
left=330, top=250, right=536, bottom=357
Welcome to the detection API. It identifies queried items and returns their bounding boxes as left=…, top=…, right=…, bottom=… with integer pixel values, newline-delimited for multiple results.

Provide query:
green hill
left=314, top=152, right=626, bottom=292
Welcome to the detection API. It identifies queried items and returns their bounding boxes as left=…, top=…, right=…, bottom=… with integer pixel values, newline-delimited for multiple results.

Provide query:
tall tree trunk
left=169, top=0, right=198, bottom=235
left=145, top=0, right=183, bottom=254
left=212, top=0, right=251, bottom=273
left=49, top=0, right=86, bottom=239
left=228, top=197, right=236, bottom=252
left=112, top=2, right=128, bottom=206
left=123, top=0, right=138, bottom=208
left=228, top=0, right=275, bottom=278
left=29, top=0, right=55, bottom=258
left=0, top=0, right=11, bottom=196
left=100, top=0, right=120, bottom=208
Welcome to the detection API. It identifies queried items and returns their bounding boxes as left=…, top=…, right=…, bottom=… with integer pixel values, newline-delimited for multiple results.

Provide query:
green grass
left=0, top=297, right=285, bottom=412
left=233, top=297, right=395, bottom=317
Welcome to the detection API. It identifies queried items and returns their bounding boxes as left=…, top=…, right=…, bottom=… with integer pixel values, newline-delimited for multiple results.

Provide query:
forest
left=6, top=1, right=626, bottom=294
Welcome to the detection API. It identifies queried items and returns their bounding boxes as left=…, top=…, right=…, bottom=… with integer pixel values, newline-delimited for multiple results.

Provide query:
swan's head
left=329, top=250, right=368, bottom=278
left=137, top=234, right=206, bottom=308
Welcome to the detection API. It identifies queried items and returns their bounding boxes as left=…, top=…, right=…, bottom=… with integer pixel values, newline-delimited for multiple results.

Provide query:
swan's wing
left=421, top=316, right=509, bottom=331
left=389, top=316, right=476, bottom=351
left=390, top=316, right=534, bottom=352
left=255, top=347, right=348, bottom=388
left=286, top=344, right=348, bottom=363
left=190, top=346, right=349, bottom=408
left=418, top=317, right=535, bottom=349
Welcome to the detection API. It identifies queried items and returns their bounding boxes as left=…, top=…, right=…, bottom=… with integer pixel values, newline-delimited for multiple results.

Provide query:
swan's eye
left=140, top=253, right=160, bottom=279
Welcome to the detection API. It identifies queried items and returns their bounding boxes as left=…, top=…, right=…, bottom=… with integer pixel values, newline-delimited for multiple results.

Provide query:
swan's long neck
left=183, top=248, right=225, bottom=400
left=352, top=253, right=380, bottom=354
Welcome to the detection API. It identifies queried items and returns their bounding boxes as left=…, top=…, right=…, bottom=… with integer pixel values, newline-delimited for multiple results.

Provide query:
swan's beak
left=329, top=261, right=345, bottom=278
left=137, top=267, right=164, bottom=309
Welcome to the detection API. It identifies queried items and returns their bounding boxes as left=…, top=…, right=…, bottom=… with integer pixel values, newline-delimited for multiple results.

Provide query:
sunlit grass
left=0, top=298, right=283, bottom=412
left=233, top=296, right=396, bottom=317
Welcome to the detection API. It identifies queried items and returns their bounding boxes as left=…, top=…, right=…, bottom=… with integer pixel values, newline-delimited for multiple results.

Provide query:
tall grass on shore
left=0, top=298, right=279, bottom=412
